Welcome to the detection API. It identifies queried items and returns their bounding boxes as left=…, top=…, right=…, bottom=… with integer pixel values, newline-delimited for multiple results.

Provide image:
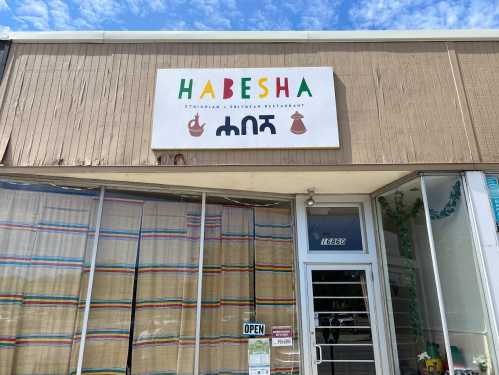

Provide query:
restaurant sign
left=151, top=67, right=338, bottom=150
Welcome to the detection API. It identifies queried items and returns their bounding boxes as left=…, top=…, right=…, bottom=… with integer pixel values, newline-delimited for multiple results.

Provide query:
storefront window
left=424, top=175, right=497, bottom=374
left=378, top=176, right=497, bottom=375
left=72, top=194, right=145, bottom=374
left=199, top=200, right=300, bottom=375
left=74, top=192, right=203, bottom=374
left=0, top=180, right=99, bottom=375
left=378, top=179, right=447, bottom=375
left=0, top=180, right=300, bottom=375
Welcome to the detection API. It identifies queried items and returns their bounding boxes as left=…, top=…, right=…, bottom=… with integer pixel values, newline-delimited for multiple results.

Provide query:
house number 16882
left=320, top=237, right=347, bottom=246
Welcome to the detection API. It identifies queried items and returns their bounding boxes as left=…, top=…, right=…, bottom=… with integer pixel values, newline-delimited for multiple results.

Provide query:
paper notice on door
left=249, top=367, right=271, bottom=375
left=248, top=338, right=270, bottom=367
left=272, top=326, right=293, bottom=347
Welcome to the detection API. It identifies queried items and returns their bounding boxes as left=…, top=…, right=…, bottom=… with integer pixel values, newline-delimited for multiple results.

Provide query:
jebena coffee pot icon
left=188, top=113, right=205, bottom=137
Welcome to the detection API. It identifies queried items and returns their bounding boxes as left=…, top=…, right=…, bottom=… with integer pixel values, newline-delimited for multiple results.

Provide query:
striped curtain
left=131, top=200, right=201, bottom=375
left=199, top=205, right=300, bottom=375
left=0, top=182, right=98, bottom=375
left=199, top=204, right=255, bottom=375
left=69, top=197, right=143, bottom=375
left=0, top=183, right=299, bottom=375
left=255, top=207, right=300, bottom=375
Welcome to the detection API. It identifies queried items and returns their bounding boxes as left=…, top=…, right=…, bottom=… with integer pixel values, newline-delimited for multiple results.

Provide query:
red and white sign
left=271, top=326, right=293, bottom=347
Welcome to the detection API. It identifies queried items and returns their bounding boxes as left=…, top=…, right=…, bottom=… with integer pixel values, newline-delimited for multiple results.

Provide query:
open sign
left=243, top=322, right=265, bottom=336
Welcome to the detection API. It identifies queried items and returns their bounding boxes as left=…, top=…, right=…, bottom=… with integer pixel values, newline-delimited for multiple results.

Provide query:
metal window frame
left=461, top=172, right=499, bottom=370
left=373, top=176, right=456, bottom=374
left=420, top=176, right=455, bottom=374
left=374, top=173, right=499, bottom=375
left=372, top=193, right=399, bottom=375
left=304, top=202, right=367, bottom=254
left=194, top=192, right=207, bottom=375
left=76, top=186, right=105, bottom=375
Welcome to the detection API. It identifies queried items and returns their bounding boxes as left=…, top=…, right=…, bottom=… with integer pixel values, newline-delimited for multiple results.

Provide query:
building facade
left=0, top=30, right=499, bottom=375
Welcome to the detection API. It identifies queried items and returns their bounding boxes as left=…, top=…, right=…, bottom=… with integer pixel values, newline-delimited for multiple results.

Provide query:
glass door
left=307, top=266, right=379, bottom=375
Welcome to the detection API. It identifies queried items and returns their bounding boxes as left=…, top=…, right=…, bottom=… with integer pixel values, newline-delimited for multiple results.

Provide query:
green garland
left=378, top=192, right=424, bottom=340
left=429, top=180, right=461, bottom=220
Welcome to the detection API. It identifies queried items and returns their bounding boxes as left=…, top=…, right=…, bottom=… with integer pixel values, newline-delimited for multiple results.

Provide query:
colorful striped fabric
left=255, top=207, right=301, bottom=375
left=69, top=198, right=142, bottom=375
left=199, top=205, right=255, bottom=375
left=131, top=200, right=201, bottom=375
left=0, top=187, right=98, bottom=375
left=0, top=183, right=300, bottom=375
left=198, top=205, right=301, bottom=375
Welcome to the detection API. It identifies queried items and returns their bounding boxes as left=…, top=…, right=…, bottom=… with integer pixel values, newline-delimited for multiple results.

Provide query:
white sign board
left=151, top=67, right=338, bottom=150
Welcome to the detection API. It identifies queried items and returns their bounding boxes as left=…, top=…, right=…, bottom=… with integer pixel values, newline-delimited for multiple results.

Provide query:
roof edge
left=3, top=29, right=499, bottom=43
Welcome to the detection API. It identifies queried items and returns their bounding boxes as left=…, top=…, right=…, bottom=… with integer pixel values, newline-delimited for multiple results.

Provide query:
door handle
left=315, top=344, right=323, bottom=364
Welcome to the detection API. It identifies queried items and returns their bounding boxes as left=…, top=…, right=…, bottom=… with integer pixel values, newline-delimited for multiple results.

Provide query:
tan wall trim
left=0, top=163, right=498, bottom=174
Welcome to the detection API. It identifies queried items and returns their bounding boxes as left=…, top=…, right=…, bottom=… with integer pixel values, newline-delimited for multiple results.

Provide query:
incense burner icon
left=188, top=113, right=205, bottom=137
left=290, top=111, right=306, bottom=134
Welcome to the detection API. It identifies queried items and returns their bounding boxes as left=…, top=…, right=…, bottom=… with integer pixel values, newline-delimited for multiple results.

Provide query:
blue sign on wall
left=306, top=207, right=363, bottom=251
left=486, top=175, right=499, bottom=232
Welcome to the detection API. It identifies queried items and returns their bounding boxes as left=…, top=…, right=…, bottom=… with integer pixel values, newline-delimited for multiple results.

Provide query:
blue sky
left=1, top=0, right=499, bottom=32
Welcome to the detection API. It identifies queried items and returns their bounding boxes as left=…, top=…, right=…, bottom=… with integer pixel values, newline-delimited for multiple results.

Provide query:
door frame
left=295, top=194, right=391, bottom=375
left=305, top=263, right=382, bottom=375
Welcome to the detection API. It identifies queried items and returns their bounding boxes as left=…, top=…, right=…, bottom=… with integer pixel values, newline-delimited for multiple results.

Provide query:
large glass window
left=378, top=179, right=446, bottom=375
left=0, top=180, right=99, bottom=375
left=0, top=180, right=300, bottom=375
left=424, top=175, right=497, bottom=374
left=378, top=176, right=497, bottom=375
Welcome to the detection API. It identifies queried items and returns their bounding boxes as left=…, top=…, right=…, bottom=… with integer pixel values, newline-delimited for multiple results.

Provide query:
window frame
left=305, top=202, right=367, bottom=254
left=374, top=173, right=499, bottom=375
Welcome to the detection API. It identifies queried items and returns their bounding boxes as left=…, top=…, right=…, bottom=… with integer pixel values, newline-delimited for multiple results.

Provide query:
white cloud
left=244, top=0, right=339, bottom=30
left=16, top=0, right=50, bottom=30
left=49, top=0, right=72, bottom=29
left=149, top=0, right=165, bottom=11
left=163, top=0, right=238, bottom=30
left=349, top=0, right=499, bottom=29
left=298, top=0, right=339, bottom=30
left=5, top=0, right=498, bottom=32
left=0, top=0, right=9, bottom=11
left=77, top=0, right=122, bottom=26
left=125, top=0, right=165, bottom=16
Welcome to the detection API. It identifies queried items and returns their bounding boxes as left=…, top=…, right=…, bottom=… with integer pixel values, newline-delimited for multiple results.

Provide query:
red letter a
left=223, top=78, right=234, bottom=99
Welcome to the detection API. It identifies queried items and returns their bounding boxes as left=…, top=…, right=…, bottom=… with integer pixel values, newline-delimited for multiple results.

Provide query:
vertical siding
left=0, top=41, right=489, bottom=167
left=454, top=42, right=499, bottom=163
